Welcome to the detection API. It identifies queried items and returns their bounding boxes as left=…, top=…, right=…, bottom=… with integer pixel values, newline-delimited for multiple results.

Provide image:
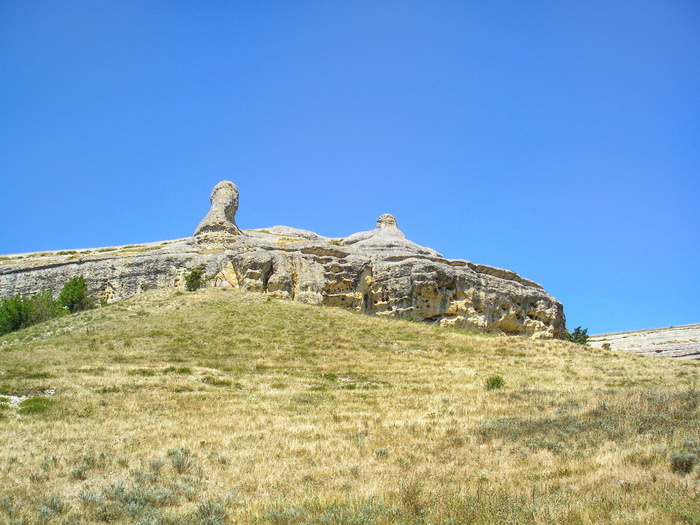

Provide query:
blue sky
left=1, top=1, right=698, bottom=334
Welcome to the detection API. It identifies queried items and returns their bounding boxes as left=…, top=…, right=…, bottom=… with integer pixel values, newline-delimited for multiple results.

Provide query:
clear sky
left=1, top=1, right=698, bottom=335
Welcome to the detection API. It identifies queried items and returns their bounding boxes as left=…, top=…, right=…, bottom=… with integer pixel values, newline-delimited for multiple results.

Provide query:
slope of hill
left=1, top=288, right=699, bottom=524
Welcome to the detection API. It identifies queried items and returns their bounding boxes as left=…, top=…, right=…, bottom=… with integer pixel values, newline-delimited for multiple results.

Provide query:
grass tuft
left=485, top=374, right=505, bottom=390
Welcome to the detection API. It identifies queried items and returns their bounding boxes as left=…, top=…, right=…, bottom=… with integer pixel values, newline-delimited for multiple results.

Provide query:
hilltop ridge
left=0, top=181, right=565, bottom=337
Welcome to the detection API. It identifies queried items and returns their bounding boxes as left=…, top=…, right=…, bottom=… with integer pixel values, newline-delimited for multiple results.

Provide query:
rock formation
left=193, top=180, right=242, bottom=240
left=0, top=181, right=566, bottom=337
left=590, top=324, right=700, bottom=359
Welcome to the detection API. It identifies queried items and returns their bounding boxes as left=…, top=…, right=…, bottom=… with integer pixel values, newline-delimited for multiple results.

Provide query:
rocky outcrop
left=0, top=181, right=566, bottom=338
left=590, top=324, right=700, bottom=359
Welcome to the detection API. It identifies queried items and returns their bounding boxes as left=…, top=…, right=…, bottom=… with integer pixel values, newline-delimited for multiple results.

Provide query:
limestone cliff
left=0, top=181, right=566, bottom=337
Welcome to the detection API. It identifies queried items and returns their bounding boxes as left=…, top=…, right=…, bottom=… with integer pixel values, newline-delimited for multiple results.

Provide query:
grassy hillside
left=1, top=288, right=699, bottom=524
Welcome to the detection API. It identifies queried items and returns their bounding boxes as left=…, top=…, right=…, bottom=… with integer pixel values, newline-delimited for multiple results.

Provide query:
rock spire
left=194, top=181, right=242, bottom=238
left=376, top=214, right=398, bottom=229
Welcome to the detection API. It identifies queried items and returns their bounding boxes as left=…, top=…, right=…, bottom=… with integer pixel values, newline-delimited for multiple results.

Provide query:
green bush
left=185, top=269, right=205, bottom=291
left=28, top=288, right=65, bottom=324
left=562, top=326, right=589, bottom=345
left=0, top=290, right=65, bottom=336
left=0, top=276, right=95, bottom=336
left=58, top=275, right=93, bottom=313
left=0, top=294, right=32, bottom=335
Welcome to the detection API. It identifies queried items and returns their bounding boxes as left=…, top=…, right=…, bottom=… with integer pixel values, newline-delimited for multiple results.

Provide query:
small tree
left=0, top=290, right=65, bottom=335
left=58, top=276, right=93, bottom=313
left=563, top=326, right=589, bottom=345
left=185, top=269, right=205, bottom=291
left=0, top=294, right=31, bottom=335
left=28, top=288, right=65, bottom=325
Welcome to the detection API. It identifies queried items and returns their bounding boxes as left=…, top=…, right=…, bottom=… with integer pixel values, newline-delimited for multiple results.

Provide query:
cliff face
left=0, top=181, right=565, bottom=338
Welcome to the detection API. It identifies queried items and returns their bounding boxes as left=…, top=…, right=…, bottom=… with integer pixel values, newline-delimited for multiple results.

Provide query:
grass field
left=1, top=288, right=699, bottom=524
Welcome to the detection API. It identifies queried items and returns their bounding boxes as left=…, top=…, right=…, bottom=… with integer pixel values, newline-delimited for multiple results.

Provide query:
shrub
left=671, top=451, right=698, bottom=474
left=28, top=288, right=65, bottom=324
left=563, top=326, right=589, bottom=345
left=185, top=269, right=205, bottom=291
left=71, top=464, right=90, bottom=481
left=40, top=494, right=69, bottom=516
left=485, top=375, right=505, bottom=390
left=0, top=495, right=21, bottom=518
left=0, top=290, right=65, bottom=336
left=58, top=275, right=93, bottom=313
left=0, top=294, right=31, bottom=335
left=193, top=499, right=229, bottom=525
left=167, top=448, right=201, bottom=476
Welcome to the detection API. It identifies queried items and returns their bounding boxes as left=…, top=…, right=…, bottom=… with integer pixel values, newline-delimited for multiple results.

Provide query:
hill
left=1, top=288, right=699, bottom=524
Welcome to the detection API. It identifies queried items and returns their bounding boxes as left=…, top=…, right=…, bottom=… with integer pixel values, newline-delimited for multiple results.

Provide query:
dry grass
left=1, top=288, right=699, bottom=524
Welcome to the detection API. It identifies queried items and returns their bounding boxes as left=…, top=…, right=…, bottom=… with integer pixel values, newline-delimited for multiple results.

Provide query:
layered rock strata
left=590, top=324, right=700, bottom=359
left=0, top=181, right=566, bottom=337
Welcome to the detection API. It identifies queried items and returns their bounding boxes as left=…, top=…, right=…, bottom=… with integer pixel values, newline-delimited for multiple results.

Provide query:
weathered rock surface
left=0, top=181, right=566, bottom=337
left=194, top=180, right=242, bottom=240
left=590, top=324, right=700, bottom=359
